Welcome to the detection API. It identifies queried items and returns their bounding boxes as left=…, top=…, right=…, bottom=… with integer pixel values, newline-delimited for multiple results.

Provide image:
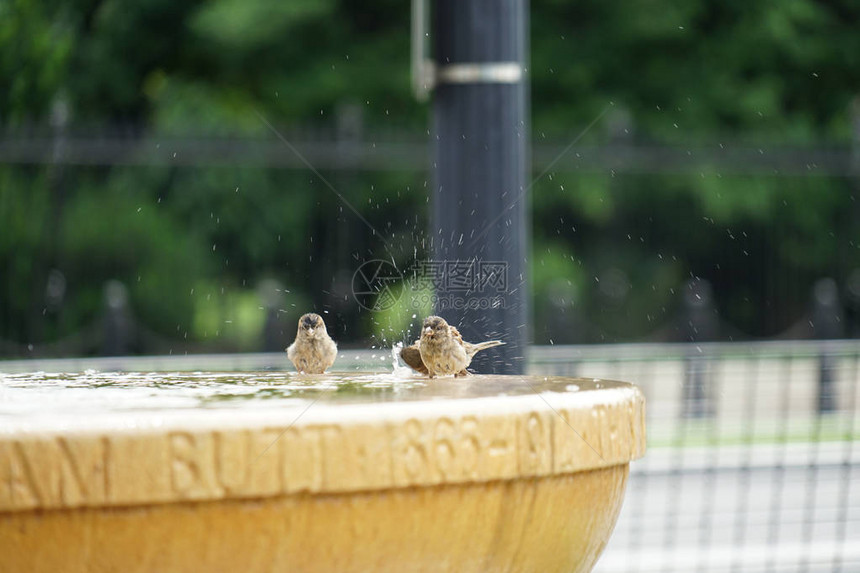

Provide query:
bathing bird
left=415, top=315, right=504, bottom=378
left=287, top=313, right=337, bottom=374
left=399, top=342, right=429, bottom=375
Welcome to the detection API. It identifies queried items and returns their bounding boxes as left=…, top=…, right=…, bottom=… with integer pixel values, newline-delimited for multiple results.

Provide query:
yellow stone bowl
left=0, top=372, right=645, bottom=572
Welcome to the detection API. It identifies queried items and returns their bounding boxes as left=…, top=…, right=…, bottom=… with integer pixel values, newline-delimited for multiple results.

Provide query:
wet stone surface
left=0, top=370, right=622, bottom=421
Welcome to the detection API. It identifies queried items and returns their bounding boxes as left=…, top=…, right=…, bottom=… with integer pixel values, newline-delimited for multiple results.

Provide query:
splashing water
left=390, top=341, right=419, bottom=378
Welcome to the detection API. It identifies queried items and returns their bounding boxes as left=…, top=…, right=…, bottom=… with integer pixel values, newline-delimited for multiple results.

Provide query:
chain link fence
left=531, top=341, right=860, bottom=573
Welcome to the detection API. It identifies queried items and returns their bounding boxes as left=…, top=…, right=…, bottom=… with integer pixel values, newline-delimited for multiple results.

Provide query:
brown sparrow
left=399, top=342, right=429, bottom=375
left=286, top=313, right=337, bottom=374
left=416, top=315, right=504, bottom=378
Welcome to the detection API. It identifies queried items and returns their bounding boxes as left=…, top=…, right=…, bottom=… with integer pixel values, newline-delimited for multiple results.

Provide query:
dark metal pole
left=431, top=0, right=530, bottom=374
left=812, top=278, right=843, bottom=413
left=680, top=278, right=717, bottom=418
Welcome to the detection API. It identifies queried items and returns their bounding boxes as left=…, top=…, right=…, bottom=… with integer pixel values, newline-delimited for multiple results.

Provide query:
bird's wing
left=449, top=326, right=465, bottom=344
left=399, top=343, right=429, bottom=374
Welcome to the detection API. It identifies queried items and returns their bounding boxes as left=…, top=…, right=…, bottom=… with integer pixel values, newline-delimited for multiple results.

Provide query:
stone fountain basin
left=0, top=372, right=645, bottom=572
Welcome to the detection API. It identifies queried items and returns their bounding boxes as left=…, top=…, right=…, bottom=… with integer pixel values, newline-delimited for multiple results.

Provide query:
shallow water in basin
left=0, top=370, right=419, bottom=417
left=0, top=369, right=618, bottom=422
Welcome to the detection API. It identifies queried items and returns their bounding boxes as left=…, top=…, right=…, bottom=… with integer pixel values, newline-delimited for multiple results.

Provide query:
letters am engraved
left=0, top=437, right=109, bottom=510
left=0, top=389, right=644, bottom=511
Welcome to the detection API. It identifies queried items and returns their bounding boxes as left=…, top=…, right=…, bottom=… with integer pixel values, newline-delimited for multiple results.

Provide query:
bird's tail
left=468, top=340, right=505, bottom=355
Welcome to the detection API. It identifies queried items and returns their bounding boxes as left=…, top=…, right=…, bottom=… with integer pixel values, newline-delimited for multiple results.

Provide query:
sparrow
left=286, top=313, right=337, bottom=374
left=416, top=315, right=504, bottom=378
left=399, top=342, right=429, bottom=375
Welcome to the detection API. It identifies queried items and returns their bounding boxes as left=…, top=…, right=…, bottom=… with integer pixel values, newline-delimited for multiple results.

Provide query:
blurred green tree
left=1, top=0, right=858, bottom=352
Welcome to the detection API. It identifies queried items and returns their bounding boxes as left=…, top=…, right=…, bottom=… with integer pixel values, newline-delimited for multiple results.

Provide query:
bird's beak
left=307, top=327, right=315, bottom=336
left=423, top=326, right=432, bottom=336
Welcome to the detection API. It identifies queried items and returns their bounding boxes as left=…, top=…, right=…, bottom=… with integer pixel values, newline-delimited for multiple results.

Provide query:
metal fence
left=2, top=123, right=859, bottom=177
left=531, top=341, right=860, bottom=573
left=1, top=340, right=857, bottom=571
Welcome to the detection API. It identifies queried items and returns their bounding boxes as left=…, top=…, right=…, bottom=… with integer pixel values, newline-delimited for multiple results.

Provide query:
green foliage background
left=1, top=0, right=859, bottom=354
